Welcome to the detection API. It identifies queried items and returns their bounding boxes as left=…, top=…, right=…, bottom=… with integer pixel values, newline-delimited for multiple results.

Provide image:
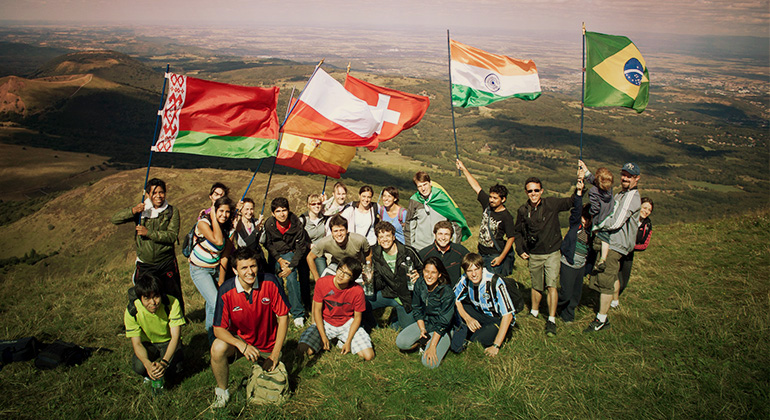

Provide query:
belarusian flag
left=410, top=181, right=471, bottom=241
left=450, top=39, right=541, bottom=108
left=153, top=74, right=279, bottom=158
left=281, top=68, right=379, bottom=147
left=584, top=31, right=649, bottom=113
left=275, top=133, right=356, bottom=179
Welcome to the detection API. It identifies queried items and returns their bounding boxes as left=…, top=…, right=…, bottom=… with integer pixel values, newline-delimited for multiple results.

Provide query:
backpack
left=181, top=222, right=199, bottom=258
left=246, top=361, right=290, bottom=405
left=34, top=340, right=92, bottom=370
left=0, top=336, right=41, bottom=365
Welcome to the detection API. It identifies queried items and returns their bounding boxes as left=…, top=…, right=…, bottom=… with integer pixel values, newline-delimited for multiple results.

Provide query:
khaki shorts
left=589, top=249, right=623, bottom=295
left=529, top=251, right=560, bottom=291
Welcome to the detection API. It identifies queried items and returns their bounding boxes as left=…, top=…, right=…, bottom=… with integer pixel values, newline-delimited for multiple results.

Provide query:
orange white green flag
left=450, top=39, right=541, bottom=107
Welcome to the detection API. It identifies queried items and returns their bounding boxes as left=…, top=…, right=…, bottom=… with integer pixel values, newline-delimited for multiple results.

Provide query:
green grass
left=1, top=187, right=768, bottom=419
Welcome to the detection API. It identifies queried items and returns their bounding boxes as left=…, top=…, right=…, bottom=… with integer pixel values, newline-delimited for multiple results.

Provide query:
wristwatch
left=493, top=343, right=500, bottom=349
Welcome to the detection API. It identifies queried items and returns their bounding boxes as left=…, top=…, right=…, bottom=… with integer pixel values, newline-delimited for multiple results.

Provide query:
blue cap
left=621, top=162, right=640, bottom=176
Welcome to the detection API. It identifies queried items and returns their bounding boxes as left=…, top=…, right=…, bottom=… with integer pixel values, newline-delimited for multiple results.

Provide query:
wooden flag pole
left=446, top=30, right=461, bottom=175
left=262, top=60, right=325, bottom=216
left=137, top=63, right=170, bottom=226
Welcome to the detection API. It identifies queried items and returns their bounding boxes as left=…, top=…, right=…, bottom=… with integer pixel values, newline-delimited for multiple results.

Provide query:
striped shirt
left=190, top=218, right=225, bottom=268
left=453, top=268, right=514, bottom=318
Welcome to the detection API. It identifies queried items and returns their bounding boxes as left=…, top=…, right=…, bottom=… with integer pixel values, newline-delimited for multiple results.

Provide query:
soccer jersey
left=124, top=295, right=185, bottom=343
left=454, top=268, right=514, bottom=318
left=213, top=273, right=289, bottom=353
left=313, top=275, right=366, bottom=327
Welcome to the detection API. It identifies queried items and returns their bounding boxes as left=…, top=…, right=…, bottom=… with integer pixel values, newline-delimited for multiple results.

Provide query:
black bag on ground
left=492, top=274, right=526, bottom=315
left=35, top=340, right=92, bottom=369
left=1, top=336, right=42, bottom=365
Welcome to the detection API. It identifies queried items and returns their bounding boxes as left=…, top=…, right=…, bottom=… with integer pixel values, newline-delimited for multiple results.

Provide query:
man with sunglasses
left=514, top=177, right=573, bottom=337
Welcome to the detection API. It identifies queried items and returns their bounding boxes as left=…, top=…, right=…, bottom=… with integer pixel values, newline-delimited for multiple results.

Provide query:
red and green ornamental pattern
left=153, top=74, right=279, bottom=159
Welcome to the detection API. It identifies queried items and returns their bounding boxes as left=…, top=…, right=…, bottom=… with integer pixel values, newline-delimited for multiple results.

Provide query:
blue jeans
left=189, top=263, right=219, bottom=345
left=396, top=322, right=451, bottom=369
left=367, top=291, right=415, bottom=329
left=313, top=256, right=327, bottom=278
left=276, top=252, right=305, bottom=319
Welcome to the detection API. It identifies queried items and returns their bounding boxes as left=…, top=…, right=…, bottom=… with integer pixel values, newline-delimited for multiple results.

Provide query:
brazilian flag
left=585, top=31, right=649, bottom=113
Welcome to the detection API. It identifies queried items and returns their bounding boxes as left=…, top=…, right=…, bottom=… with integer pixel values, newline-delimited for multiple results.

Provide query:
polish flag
left=344, top=75, right=430, bottom=148
left=281, top=68, right=379, bottom=147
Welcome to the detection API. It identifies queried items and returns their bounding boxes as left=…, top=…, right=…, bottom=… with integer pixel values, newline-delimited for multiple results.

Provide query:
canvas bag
left=246, top=361, right=289, bottom=405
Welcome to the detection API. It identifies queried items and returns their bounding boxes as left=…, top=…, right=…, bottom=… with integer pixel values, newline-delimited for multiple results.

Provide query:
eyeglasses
left=527, top=189, right=541, bottom=193
left=337, top=269, right=353, bottom=279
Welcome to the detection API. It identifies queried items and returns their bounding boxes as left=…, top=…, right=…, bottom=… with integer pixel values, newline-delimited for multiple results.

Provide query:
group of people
left=110, top=159, right=654, bottom=407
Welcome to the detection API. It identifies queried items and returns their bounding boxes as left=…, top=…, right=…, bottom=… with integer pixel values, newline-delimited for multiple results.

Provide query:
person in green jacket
left=112, top=178, right=184, bottom=314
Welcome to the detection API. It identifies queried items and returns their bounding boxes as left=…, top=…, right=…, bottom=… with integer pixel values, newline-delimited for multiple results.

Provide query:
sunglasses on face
left=309, top=202, right=322, bottom=206
left=527, top=189, right=541, bottom=193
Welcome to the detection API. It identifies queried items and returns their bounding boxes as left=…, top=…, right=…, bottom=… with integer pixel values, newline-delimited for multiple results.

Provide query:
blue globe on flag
left=624, top=58, right=644, bottom=86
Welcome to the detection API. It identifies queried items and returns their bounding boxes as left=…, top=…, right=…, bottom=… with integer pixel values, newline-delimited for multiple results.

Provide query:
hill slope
left=0, top=168, right=767, bottom=419
left=33, top=50, right=162, bottom=92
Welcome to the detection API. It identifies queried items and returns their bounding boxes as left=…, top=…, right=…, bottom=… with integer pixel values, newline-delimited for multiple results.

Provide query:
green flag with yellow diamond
left=584, top=31, right=649, bottom=113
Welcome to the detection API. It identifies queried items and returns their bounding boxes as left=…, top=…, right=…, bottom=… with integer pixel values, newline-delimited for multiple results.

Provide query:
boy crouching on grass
left=124, top=272, right=185, bottom=387
left=296, top=257, right=375, bottom=361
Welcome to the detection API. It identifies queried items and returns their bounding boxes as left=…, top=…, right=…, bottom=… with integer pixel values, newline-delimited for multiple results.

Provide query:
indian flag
left=450, top=39, right=541, bottom=108
left=152, top=74, right=279, bottom=159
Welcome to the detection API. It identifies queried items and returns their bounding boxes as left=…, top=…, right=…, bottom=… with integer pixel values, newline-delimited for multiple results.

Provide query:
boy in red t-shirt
left=296, top=257, right=375, bottom=361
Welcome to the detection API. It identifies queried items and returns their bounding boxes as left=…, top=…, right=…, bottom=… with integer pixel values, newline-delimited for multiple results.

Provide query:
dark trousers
left=134, top=258, right=184, bottom=315
left=618, top=251, right=635, bottom=295
left=460, top=303, right=504, bottom=348
left=131, top=341, right=184, bottom=379
left=557, top=262, right=585, bottom=322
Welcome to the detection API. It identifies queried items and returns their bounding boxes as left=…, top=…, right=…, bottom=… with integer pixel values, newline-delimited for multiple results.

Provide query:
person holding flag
left=404, top=171, right=470, bottom=252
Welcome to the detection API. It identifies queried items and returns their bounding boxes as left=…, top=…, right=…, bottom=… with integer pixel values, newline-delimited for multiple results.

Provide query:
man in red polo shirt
left=209, top=247, right=289, bottom=408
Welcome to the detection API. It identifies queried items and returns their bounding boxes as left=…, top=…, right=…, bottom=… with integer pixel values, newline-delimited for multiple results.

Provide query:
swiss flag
left=344, top=75, right=430, bottom=148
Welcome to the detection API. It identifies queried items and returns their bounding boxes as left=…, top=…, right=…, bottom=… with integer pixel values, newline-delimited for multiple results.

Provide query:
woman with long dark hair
left=395, top=256, right=455, bottom=368
left=189, top=196, right=234, bottom=345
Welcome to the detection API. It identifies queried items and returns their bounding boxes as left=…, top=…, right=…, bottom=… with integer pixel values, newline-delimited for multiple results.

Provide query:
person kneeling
left=124, top=272, right=185, bottom=388
left=296, top=257, right=375, bottom=361
left=452, top=253, right=515, bottom=357
left=395, top=257, right=455, bottom=368
left=209, top=247, right=289, bottom=409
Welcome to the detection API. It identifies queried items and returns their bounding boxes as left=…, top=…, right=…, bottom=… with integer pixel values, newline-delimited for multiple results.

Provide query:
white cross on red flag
left=344, top=74, right=430, bottom=149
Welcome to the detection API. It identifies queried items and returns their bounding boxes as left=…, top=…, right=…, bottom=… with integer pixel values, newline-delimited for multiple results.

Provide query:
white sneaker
left=210, top=387, right=230, bottom=409
left=610, top=300, right=620, bottom=309
left=293, top=317, right=305, bottom=328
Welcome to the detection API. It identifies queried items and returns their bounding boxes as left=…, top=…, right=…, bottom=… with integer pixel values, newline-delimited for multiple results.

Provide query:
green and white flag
left=585, top=31, right=649, bottom=113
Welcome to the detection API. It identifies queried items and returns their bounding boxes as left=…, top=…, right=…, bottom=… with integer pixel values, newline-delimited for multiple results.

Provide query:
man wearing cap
left=584, top=163, right=641, bottom=333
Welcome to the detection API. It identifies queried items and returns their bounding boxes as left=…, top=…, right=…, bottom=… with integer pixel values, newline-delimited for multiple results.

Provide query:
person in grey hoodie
left=584, top=163, right=641, bottom=333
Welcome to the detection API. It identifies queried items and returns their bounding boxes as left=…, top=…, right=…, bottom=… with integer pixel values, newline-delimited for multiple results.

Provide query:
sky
left=0, top=0, right=768, bottom=38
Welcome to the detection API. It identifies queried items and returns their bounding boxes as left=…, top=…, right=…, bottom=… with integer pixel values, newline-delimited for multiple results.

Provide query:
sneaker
left=293, top=317, right=305, bottom=328
left=528, top=311, right=539, bottom=319
left=545, top=320, right=556, bottom=337
left=210, top=388, right=230, bottom=409
left=595, top=259, right=606, bottom=273
left=610, top=300, right=620, bottom=309
left=583, top=318, right=610, bottom=333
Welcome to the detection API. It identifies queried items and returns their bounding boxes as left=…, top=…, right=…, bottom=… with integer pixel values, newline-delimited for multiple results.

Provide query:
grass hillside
left=33, top=50, right=163, bottom=93
left=0, top=168, right=767, bottom=419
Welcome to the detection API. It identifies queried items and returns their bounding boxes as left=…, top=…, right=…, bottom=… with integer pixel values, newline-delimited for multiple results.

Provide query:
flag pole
left=579, top=23, right=586, bottom=162
left=262, top=59, right=325, bottom=215
left=137, top=63, right=170, bottom=225
left=322, top=176, right=328, bottom=195
left=446, top=30, right=461, bottom=175
left=241, top=85, right=296, bottom=207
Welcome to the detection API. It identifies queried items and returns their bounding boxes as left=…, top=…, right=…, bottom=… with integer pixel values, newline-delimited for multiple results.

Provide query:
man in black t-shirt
left=456, top=160, right=516, bottom=277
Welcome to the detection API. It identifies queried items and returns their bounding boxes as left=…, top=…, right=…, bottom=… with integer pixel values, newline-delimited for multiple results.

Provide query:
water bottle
left=406, top=256, right=416, bottom=291
left=151, top=377, right=164, bottom=396
left=363, top=261, right=374, bottom=296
